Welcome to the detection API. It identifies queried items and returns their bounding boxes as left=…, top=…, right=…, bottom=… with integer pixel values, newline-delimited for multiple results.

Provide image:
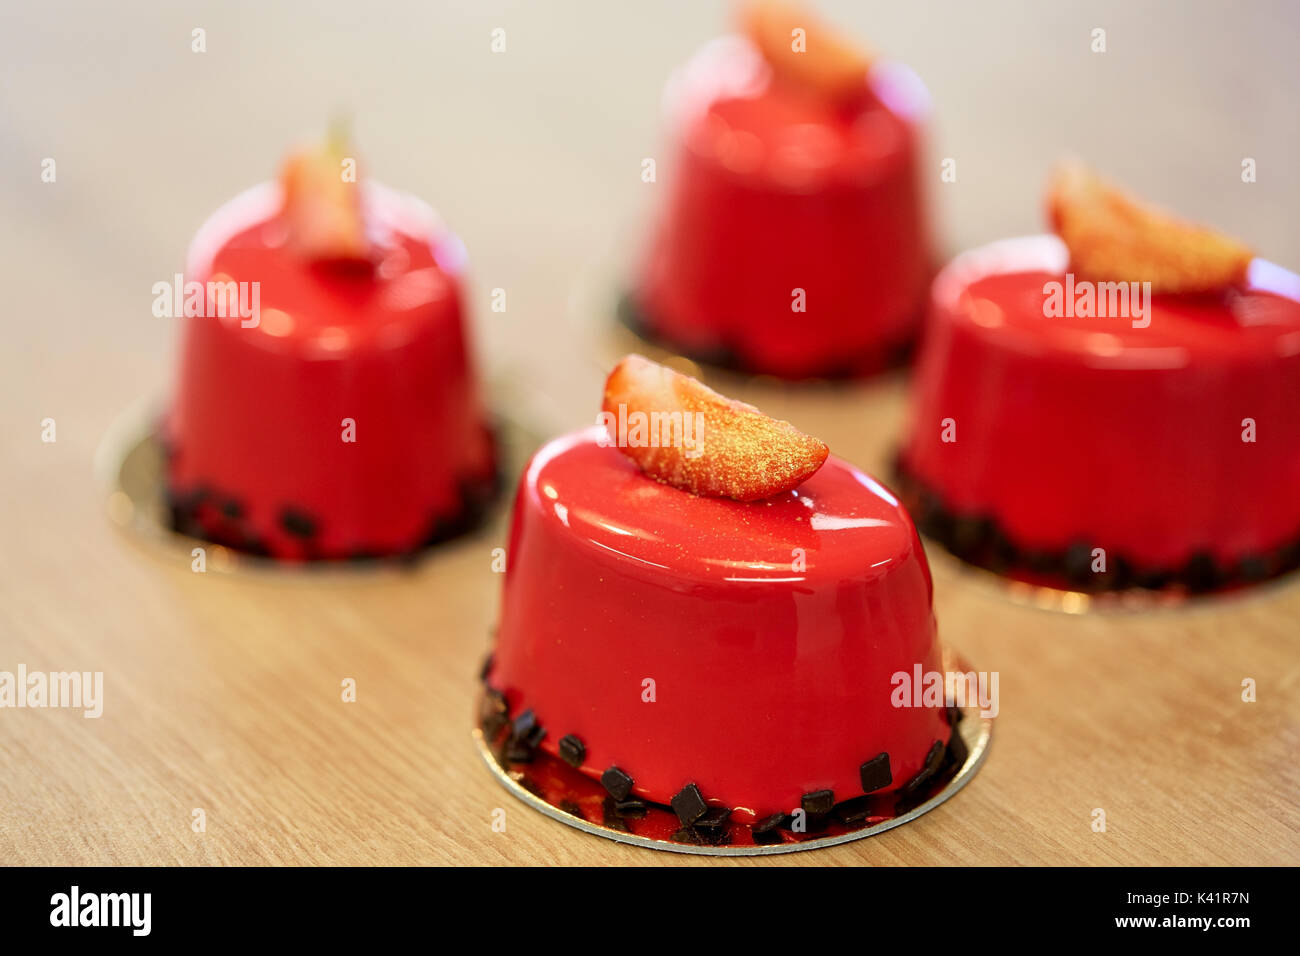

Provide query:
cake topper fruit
left=279, top=121, right=369, bottom=262
left=601, top=354, right=829, bottom=501
left=739, top=0, right=872, bottom=105
left=1047, top=160, right=1253, bottom=294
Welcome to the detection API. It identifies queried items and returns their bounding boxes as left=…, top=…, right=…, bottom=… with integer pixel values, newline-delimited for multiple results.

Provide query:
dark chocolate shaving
left=833, top=796, right=873, bottom=825
left=945, top=725, right=969, bottom=770
left=278, top=507, right=318, bottom=539
left=601, top=798, right=630, bottom=832
left=480, top=688, right=508, bottom=739
left=601, top=766, right=634, bottom=801
left=558, top=734, right=586, bottom=769
left=693, top=807, right=733, bottom=830
left=859, top=752, right=892, bottom=793
left=670, top=783, right=708, bottom=826
left=481, top=687, right=506, bottom=717
left=801, top=789, right=835, bottom=817
left=1181, top=551, right=1222, bottom=593
left=1238, top=554, right=1272, bottom=582
left=902, top=741, right=946, bottom=794
left=504, top=708, right=544, bottom=763
left=504, top=743, right=537, bottom=764
left=613, top=799, right=647, bottom=819
left=510, top=709, right=537, bottom=741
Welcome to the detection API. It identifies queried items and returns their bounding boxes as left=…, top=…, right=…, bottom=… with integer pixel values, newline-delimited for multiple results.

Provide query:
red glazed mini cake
left=482, top=356, right=962, bottom=843
left=625, top=1, right=932, bottom=379
left=164, top=136, right=497, bottom=561
left=898, top=163, right=1300, bottom=593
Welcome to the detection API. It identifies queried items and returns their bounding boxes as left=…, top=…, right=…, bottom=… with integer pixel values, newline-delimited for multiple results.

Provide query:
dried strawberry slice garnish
left=601, top=354, right=829, bottom=501
left=1047, top=161, right=1253, bottom=294
left=739, top=0, right=873, bottom=105
left=280, top=129, right=368, bottom=263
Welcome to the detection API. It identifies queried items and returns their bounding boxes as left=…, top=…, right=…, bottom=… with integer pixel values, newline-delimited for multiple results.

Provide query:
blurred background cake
left=624, top=1, right=933, bottom=379
left=898, top=164, right=1300, bottom=593
left=164, top=136, right=497, bottom=561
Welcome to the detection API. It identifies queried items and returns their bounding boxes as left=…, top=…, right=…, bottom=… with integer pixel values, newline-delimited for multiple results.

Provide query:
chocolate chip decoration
left=1063, top=541, right=1094, bottom=588
left=503, top=742, right=535, bottom=764
left=482, top=687, right=506, bottom=716
left=1238, top=554, right=1272, bottom=582
left=945, top=724, right=969, bottom=769
left=694, top=807, right=733, bottom=830
left=510, top=709, right=537, bottom=741
left=278, top=506, right=318, bottom=539
left=601, top=766, right=634, bottom=801
left=833, top=796, right=872, bottom=825
left=504, top=709, right=545, bottom=763
left=859, top=753, right=892, bottom=793
left=752, top=812, right=787, bottom=835
left=1181, top=551, right=1221, bottom=593
left=480, top=688, right=508, bottom=739
left=951, top=515, right=996, bottom=561
left=558, top=734, right=586, bottom=769
left=903, top=741, right=946, bottom=794
left=613, top=799, right=647, bottom=819
left=670, top=783, right=708, bottom=826
left=801, top=789, right=834, bottom=816
left=601, top=799, right=630, bottom=832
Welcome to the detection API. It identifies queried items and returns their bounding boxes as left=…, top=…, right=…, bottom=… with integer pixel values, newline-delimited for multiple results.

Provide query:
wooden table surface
left=2, top=1, right=1297, bottom=866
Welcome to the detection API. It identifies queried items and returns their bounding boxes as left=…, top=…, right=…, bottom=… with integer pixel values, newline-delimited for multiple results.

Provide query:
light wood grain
left=2, top=1, right=1297, bottom=866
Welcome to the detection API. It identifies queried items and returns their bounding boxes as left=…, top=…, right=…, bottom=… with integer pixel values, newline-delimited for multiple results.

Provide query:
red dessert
left=164, top=139, right=496, bottom=560
left=627, top=1, right=932, bottom=379
left=899, top=166, right=1300, bottom=592
left=484, top=357, right=957, bottom=830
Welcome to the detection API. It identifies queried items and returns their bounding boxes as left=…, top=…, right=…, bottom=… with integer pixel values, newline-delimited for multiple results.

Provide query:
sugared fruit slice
left=601, top=354, right=828, bottom=501
left=280, top=130, right=368, bottom=262
left=1047, top=161, right=1252, bottom=294
left=739, top=0, right=872, bottom=104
